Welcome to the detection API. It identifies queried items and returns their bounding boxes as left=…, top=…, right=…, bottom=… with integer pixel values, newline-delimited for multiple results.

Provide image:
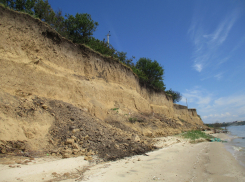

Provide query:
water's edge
left=223, top=125, right=245, bottom=168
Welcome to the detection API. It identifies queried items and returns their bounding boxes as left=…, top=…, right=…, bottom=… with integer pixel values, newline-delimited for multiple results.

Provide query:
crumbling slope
left=0, top=6, right=207, bottom=161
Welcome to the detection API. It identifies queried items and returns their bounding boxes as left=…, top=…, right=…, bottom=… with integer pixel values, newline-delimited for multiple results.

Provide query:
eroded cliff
left=0, top=6, right=207, bottom=160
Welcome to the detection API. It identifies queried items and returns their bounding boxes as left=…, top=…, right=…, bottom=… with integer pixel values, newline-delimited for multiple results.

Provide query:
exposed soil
left=0, top=5, right=208, bottom=166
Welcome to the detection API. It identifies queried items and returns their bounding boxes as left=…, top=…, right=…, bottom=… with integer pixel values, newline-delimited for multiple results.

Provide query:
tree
left=64, top=13, right=98, bottom=44
left=165, top=89, right=182, bottom=103
left=52, top=9, right=65, bottom=35
left=135, top=58, right=166, bottom=91
left=1, top=0, right=36, bottom=14
left=34, top=0, right=55, bottom=24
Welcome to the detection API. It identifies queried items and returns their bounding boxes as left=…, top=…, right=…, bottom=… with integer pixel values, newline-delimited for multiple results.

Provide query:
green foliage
left=113, top=51, right=135, bottom=67
left=64, top=13, right=98, bottom=44
left=181, top=130, right=213, bottom=141
left=111, top=108, right=119, bottom=111
left=34, top=0, right=55, bottom=24
left=1, top=0, right=37, bottom=14
left=85, top=37, right=116, bottom=56
left=131, top=67, right=148, bottom=82
left=165, top=89, right=182, bottom=103
left=129, top=117, right=137, bottom=123
left=135, top=58, right=166, bottom=91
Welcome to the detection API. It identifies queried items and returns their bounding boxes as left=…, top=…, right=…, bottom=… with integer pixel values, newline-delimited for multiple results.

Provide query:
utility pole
left=106, top=31, right=111, bottom=44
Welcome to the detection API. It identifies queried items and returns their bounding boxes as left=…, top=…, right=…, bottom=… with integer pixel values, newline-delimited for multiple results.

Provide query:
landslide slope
left=0, top=6, right=207, bottom=161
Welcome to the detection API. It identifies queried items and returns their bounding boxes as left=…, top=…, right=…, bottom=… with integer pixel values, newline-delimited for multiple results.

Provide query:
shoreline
left=0, top=133, right=245, bottom=182
left=80, top=134, right=245, bottom=182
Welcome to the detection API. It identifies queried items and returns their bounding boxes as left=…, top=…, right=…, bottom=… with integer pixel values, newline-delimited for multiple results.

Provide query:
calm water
left=224, top=125, right=245, bottom=167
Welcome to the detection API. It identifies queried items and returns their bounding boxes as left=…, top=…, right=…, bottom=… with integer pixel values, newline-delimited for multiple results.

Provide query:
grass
left=181, top=130, right=213, bottom=141
left=111, top=108, right=119, bottom=111
left=129, top=117, right=137, bottom=123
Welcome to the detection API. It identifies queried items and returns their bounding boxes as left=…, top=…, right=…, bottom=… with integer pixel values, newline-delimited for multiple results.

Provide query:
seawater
left=224, top=125, right=245, bottom=167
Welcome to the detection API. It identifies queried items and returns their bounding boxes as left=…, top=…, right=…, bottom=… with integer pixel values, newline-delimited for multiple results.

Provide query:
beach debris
left=210, top=138, right=227, bottom=143
left=153, top=176, right=160, bottom=180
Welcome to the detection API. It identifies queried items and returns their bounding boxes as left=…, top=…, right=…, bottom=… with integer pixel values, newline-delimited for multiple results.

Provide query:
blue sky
left=48, top=0, right=245, bottom=123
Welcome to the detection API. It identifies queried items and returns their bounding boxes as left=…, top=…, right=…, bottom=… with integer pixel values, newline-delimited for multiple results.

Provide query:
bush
left=165, top=89, right=182, bottom=103
left=181, top=130, right=213, bottom=141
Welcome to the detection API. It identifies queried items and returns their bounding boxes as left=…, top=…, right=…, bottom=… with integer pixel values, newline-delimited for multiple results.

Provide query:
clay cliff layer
left=0, top=6, right=207, bottom=160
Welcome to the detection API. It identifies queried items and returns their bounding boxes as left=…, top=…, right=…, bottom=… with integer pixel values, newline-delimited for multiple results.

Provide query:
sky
left=48, top=0, right=245, bottom=124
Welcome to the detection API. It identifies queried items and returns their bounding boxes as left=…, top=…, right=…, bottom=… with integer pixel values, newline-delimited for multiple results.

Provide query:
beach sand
left=0, top=134, right=244, bottom=182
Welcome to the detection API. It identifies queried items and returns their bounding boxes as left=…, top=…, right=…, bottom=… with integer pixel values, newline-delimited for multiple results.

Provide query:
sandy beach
left=0, top=134, right=244, bottom=182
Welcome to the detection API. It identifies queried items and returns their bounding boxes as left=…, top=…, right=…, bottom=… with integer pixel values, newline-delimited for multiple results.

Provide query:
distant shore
left=0, top=133, right=245, bottom=182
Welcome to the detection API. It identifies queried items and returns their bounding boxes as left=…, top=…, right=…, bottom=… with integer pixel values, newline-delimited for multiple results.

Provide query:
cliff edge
left=0, top=6, right=207, bottom=161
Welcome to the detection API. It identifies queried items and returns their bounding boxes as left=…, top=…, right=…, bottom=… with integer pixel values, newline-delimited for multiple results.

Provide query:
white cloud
left=189, top=8, right=240, bottom=73
left=193, top=63, right=203, bottom=72
left=181, top=87, right=212, bottom=106
left=181, top=87, right=245, bottom=123
left=214, top=72, right=223, bottom=80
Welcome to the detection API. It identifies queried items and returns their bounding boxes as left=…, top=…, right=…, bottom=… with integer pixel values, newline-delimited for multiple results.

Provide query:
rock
left=84, top=156, right=92, bottom=161
left=72, top=129, right=80, bottom=133
left=71, top=136, right=77, bottom=140
left=42, top=105, right=48, bottom=110
left=61, top=148, right=73, bottom=158
left=69, top=126, right=76, bottom=131
left=50, top=149, right=58, bottom=154
left=72, top=143, right=80, bottom=149
left=144, top=130, right=153, bottom=137
left=1, top=148, right=6, bottom=154
left=84, top=135, right=89, bottom=140
left=132, top=134, right=140, bottom=142
left=62, top=153, right=72, bottom=158
left=65, top=138, right=74, bottom=145
left=85, top=150, right=94, bottom=156
left=115, top=144, right=120, bottom=149
left=15, top=160, right=23, bottom=164
left=72, top=149, right=80, bottom=155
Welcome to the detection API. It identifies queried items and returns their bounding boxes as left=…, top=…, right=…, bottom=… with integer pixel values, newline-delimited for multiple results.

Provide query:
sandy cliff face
left=0, top=6, right=206, bottom=160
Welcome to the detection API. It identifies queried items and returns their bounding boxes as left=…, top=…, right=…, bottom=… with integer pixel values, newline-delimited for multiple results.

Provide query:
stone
left=50, top=149, right=58, bottom=154
left=1, top=148, right=6, bottom=154
left=62, top=153, right=72, bottom=158
left=42, top=105, right=48, bottom=110
left=144, top=130, right=153, bottom=137
left=133, top=134, right=140, bottom=142
left=65, top=138, right=74, bottom=145
left=69, top=126, right=76, bottom=131
left=61, top=148, right=73, bottom=158
left=115, top=144, right=120, bottom=149
left=72, top=143, right=80, bottom=149
left=84, top=135, right=89, bottom=140
left=72, top=149, right=80, bottom=155
left=72, top=129, right=80, bottom=133
left=84, top=156, right=92, bottom=161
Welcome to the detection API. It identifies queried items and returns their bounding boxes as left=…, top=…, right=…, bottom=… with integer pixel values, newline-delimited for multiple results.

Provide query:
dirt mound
left=0, top=92, right=154, bottom=161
